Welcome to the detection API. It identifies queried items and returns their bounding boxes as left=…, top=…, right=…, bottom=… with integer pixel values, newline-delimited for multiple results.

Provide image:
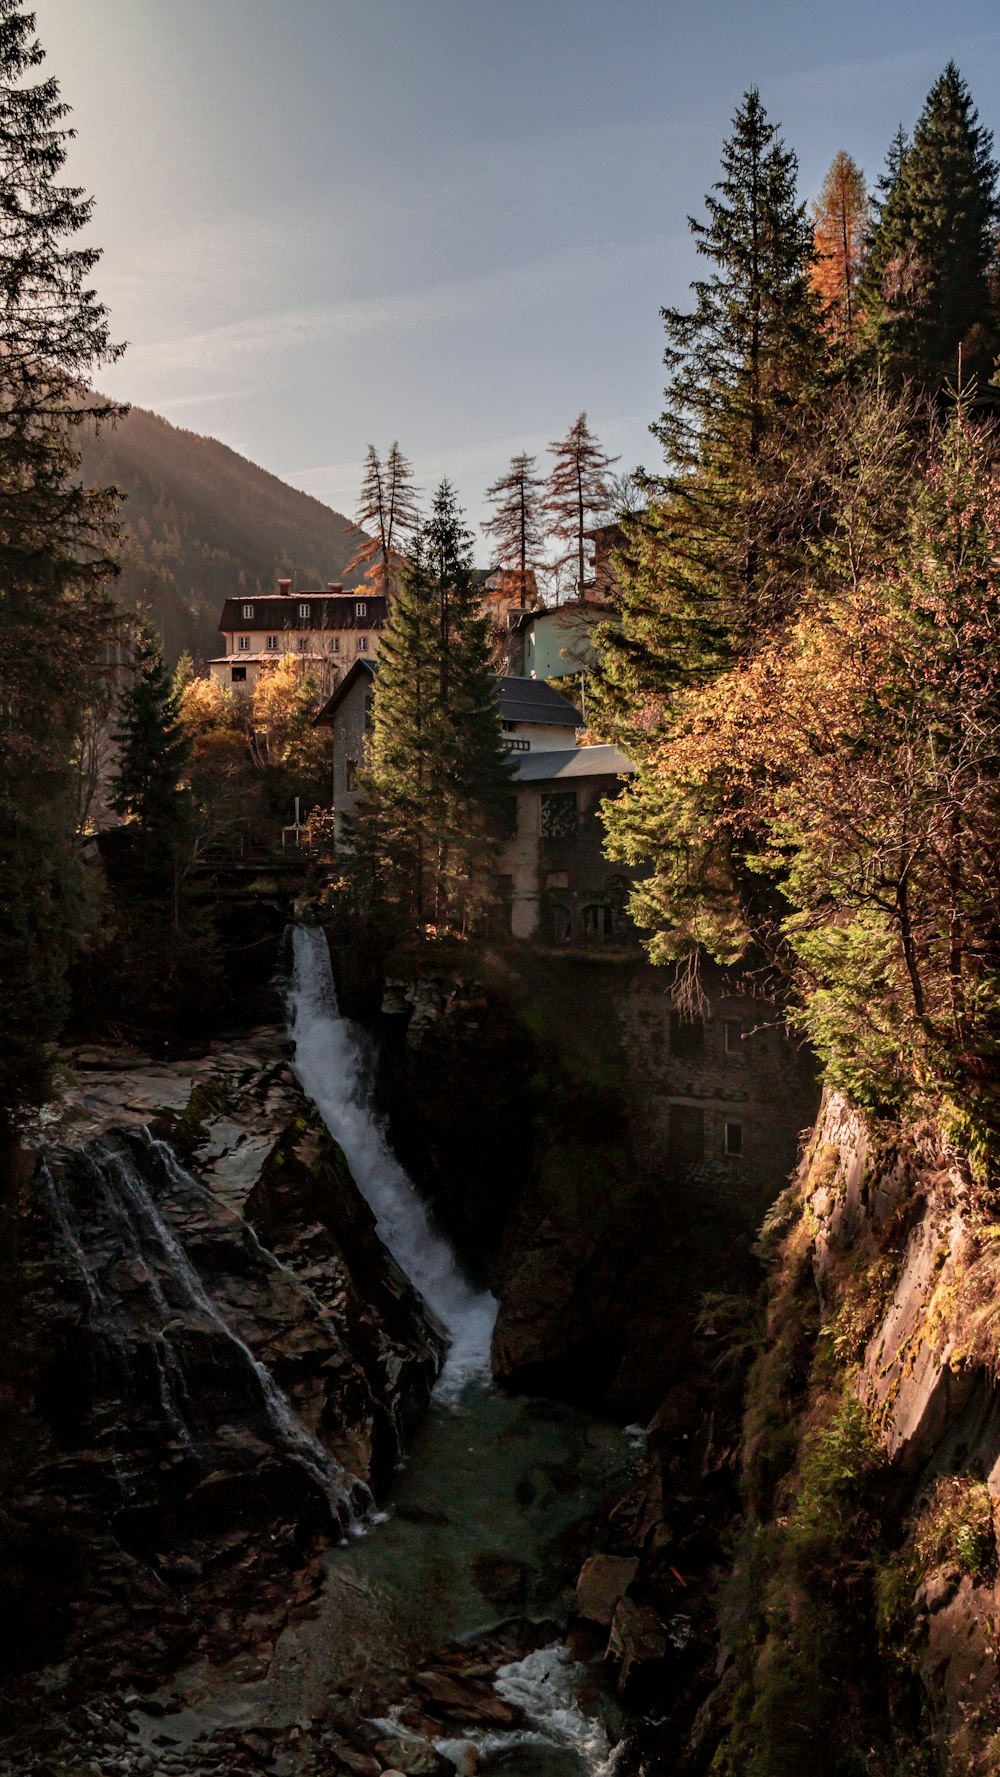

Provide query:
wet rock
left=469, top=1554, right=529, bottom=1609
left=574, top=1553, right=639, bottom=1626
left=373, top=1737, right=455, bottom=1777
left=606, top=1597, right=668, bottom=1698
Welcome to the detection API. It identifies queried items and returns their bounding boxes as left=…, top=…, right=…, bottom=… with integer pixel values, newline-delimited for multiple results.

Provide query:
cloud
left=121, top=232, right=679, bottom=381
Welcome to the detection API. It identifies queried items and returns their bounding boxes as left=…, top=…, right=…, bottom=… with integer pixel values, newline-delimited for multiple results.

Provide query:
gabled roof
left=495, top=675, right=582, bottom=727
left=512, top=744, right=634, bottom=782
left=314, top=657, right=377, bottom=725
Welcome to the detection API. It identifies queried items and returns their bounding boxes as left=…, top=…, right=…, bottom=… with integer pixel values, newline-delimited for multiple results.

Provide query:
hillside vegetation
left=81, top=404, right=363, bottom=662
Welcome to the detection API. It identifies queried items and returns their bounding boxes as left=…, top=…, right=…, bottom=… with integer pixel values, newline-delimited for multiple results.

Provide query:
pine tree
left=356, top=481, right=513, bottom=929
left=590, top=89, right=826, bottom=996
left=545, top=414, right=618, bottom=601
left=483, top=452, right=545, bottom=607
left=347, top=441, right=421, bottom=596
left=0, top=2, right=123, bottom=1135
left=811, top=150, right=869, bottom=351
left=860, top=65, right=1000, bottom=390
left=112, top=620, right=191, bottom=843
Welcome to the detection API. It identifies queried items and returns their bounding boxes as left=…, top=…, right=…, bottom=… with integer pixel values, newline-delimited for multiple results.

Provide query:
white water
left=287, top=924, right=497, bottom=1397
left=45, top=1135, right=360, bottom=1529
left=434, top=1643, right=623, bottom=1777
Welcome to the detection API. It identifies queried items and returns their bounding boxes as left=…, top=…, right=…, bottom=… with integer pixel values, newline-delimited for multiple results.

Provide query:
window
left=242, top=604, right=253, bottom=619
left=298, top=636, right=309, bottom=652
left=238, top=634, right=250, bottom=651
left=329, top=636, right=340, bottom=653
left=299, top=602, right=310, bottom=619
left=724, top=1019, right=744, bottom=1056
left=670, top=1011, right=704, bottom=1059
left=541, top=790, right=577, bottom=838
left=669, top=1105, right=705, bottom=1168
left=551, top=903, right=572, bottom=944
left=582, top=903, right=613, bottom=939
left=357, top=635, right=368, bottom=652
left=266, top=635, right=278, bottom=651
left=356, top=601, right=367, bottom=616
left=725, top=1121, right=743, bottom=1157
left=231, top=666, right=247, bottom=683
left=504, top=736, right=529, bottom=751
left=345, top=760, right=357, bottom=793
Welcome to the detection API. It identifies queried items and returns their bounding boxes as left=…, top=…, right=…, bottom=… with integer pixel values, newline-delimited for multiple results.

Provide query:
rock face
left=0, top=1041, right=444, bottom=1701
left=690, top=1090, right=1000, bottom=1776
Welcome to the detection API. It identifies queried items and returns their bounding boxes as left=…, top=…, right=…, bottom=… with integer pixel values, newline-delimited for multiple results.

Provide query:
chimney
left=277, top=577, right=292, bottom=596
left=328, top=581, right=342, bottom=593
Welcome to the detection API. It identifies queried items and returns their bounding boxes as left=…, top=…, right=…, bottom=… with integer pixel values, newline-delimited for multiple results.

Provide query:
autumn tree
left=483, top=451, right=545, bottom=607
left=347, top=441, right=421, bottom=596
left=860, top=65, right=1000, bottom=390
left=0, top=1, right=123, bottom=1134
left=351, top=482, right=513, bottom=929
left=545, top=414, right=618, bottom=601
left=810, top=150, right=869, bottom=351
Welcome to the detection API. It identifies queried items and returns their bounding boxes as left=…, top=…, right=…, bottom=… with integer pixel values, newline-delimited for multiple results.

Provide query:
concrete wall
left=330, top=674, right=374, bottom=840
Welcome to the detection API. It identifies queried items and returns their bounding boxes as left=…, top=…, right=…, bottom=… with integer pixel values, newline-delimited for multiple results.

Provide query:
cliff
left=698, top=1090, right=1000, bottom=1776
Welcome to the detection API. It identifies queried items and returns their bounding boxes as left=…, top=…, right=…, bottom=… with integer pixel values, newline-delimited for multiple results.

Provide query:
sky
left=33, top=0, right=1000, bottom=543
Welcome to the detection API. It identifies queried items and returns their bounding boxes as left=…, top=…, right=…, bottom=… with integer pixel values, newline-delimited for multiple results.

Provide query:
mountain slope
left=81, top=404, right=363, bottom=662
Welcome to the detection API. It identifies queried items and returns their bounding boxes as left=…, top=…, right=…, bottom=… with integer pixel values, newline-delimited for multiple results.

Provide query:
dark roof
left=496, top=675, right=582, bottom=727
left=315, top=666, right=582, bottom=732
left=513, top=744, right=634, bottom=782
left=314, top=657, right=378, bottom=725
left=220, top=593, right=388, bottom=634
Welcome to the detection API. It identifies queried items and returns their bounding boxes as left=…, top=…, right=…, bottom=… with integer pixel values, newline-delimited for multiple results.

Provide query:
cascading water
left=283, top=925, right=634, bottom=1776
left=43, top=1131, right=363, bottom=1530
left=287, top=922, right=497, bottom=1396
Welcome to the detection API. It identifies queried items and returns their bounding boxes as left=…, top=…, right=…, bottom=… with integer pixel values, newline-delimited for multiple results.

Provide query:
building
left=314, top=665, right=585, bottom=843
left=501, top=743, right=635, bottom=940
left=505, top=598, right=616, bottom=682
left=208, top=579, right=387, bottom=692
left=315, top=660, right=636, bottom=940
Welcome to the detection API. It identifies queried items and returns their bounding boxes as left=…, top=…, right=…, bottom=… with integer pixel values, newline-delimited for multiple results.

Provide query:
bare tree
left=482, top=452, right=545, bottom=607
left=347, top=441, right=421, bottom=595
left=545, top=413, right=618, bottom=600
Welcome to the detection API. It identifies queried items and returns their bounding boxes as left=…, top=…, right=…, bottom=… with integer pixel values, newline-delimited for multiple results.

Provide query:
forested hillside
left=81, top=404, right=363, bottom=662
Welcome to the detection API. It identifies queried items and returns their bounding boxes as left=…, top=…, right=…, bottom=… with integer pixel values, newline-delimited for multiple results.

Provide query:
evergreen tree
left=347, top=441, right=421, bottom=596
left=483, top=452, right=545, bottom=607
left=545, top=414, right=618, bottom=601
left=171, top=648, right=195, bottom=702
left=860, top=65, right=999, bottom=390
left=112, top=620, right=191, bottom=843
left=810, top=150, right=869, bottom=351
left=354, top=481, right=513, bottom=929
left=0, top=2, right=123, bottom=1136
left=593, top=91, right=823, bottom=752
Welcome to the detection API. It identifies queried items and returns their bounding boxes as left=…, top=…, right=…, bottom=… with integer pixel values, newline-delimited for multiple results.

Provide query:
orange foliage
left=811, top=151, right=869, bottom=346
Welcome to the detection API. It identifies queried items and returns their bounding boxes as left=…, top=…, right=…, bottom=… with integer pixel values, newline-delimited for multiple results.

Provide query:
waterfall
left=43, top=1134, right=364, bottom=1530
left=287, top=924, right=497, bottom=1397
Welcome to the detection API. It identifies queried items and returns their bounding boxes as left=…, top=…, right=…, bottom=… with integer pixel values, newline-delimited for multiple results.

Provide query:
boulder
left=606, top=1597, right=668, bottom=1697
left=575, top=1554, right=639, bottom=1626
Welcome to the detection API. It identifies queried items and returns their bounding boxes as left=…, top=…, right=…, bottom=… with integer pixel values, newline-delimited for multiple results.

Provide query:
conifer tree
left=810, top=150, right=869, bottom=351
left=483, top=452, right=545, bottom=606
left=0, top=1, right=123, bottom=1135
left=545, top=414, right=618, bottom=600
left=112, top=621, right=191, bottom=843
left=347, top=441, right=421, bottom=596
left=354, top=481, right=513, bottom=929
left=860, top=65, right=1000, bottom=390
